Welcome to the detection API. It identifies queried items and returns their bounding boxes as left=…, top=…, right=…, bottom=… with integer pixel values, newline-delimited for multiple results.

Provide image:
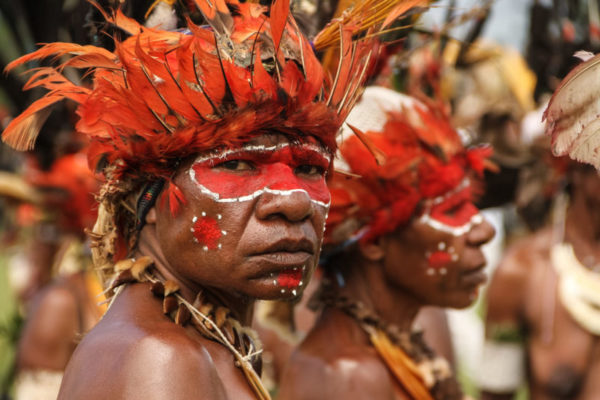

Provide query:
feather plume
left=544, top=53, right=600, bottom=168
left=370, top=330, right=435, bottom=400
left=313, top=0, right=429, bottom=51
left=270, top=0, right=290, bottom=52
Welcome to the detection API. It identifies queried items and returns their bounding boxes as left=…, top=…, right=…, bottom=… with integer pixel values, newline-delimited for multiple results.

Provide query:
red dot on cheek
left=428, top=251, right=452, bottom=269
left=193, top=217, right=222, bottom=249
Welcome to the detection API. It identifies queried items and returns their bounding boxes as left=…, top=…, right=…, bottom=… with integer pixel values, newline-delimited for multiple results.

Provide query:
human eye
left=443, top=203, right=461, bottom=217
left=295, top=164, right=326, bottom=178
left=213, top=159, right=255, bottom=171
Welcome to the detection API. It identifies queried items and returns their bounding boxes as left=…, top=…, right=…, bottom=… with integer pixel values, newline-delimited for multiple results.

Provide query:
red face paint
left=277, top=269, right=303, bottom=288
left=419, top=179, right=483, bottom=236
left=192, top=216, right=222, bottom=249
left=189, top=143, right=331, bottom=206
left=428, top=251, right=452, bottom=269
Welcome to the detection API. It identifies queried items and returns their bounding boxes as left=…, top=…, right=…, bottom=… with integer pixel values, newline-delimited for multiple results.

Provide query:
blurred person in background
left=11, top=151, right=103, bottom=400
left=481, top=151, right=600, bottom=399
left=278, top=86, right=495, bottom=400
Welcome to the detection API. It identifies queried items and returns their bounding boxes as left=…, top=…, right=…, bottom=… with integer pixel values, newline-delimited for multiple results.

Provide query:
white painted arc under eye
left=188, top=142, right=332, bottom=208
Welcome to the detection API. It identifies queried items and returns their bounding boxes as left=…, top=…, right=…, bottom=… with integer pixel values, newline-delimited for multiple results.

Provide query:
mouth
left=459, top=264, right=487, bottom=288
left=253, top=238, right=315, bottom=255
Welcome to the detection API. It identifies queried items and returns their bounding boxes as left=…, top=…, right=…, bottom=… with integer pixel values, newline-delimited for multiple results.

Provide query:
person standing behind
left=279, top=86, right=495, bottom=400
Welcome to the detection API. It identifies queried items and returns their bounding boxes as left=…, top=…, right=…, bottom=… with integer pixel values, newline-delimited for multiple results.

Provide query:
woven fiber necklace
left=105, top=256, right=271, bottom=400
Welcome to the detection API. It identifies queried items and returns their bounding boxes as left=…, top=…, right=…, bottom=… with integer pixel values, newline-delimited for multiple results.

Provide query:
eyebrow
left=426, top=178, right=470, bottom=206
left=192, top=142, right=332, bottom=164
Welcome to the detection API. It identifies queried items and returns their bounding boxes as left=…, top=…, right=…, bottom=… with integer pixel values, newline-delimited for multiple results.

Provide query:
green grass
left=0, top=253, right=20, bottom=397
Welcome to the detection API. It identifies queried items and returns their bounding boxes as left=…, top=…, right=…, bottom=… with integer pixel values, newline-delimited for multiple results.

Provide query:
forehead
left=192, top=135, right=332, bottom=164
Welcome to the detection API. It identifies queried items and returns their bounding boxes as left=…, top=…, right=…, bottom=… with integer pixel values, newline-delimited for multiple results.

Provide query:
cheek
left=191, top=214, right=224, bottom=250
left=424, top=241, right=460, bottom=276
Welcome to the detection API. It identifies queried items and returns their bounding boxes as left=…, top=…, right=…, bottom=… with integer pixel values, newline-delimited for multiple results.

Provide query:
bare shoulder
left=58, top=285, right=228, bottom=400
left=18, top=282, right=80, bottom=369
left=279, top=316, right=395, bottom=400
left=486, top=228, right=553, bottom=323
left=496, top=228, right=552, bottom=278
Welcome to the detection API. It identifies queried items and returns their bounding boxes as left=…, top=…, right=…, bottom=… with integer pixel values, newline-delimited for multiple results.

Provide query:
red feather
left=270, top=0, right=289, bottom=52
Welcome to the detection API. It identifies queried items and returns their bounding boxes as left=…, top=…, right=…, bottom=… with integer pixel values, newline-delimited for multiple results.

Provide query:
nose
left=466, top=215, right=495, bottom=247
left=255, top=189, right=314, bottom=222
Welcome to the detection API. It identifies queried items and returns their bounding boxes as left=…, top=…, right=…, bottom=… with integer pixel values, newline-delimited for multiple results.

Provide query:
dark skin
left=17, top=271, right=100, bottom=372
left=278, top=210, right=494, bottom=400
left=58, top=134, right=330, bottom=399
left=483, top=166, right=600, bottom=400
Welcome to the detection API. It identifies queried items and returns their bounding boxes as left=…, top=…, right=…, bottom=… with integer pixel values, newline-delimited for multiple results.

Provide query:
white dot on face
left=201, top=211, right=206, bottom=217
left=217, top=214, right=222, bottom=220
left=218, top=243, right=222, bottom=249
left=280, top=289, right=285, bottom=294
left=193, top=238, right=199, bottom=243
left=192, top=216, right=198, bottom=223
left=426, top=269, right=435, bottom=276
left=438, top=242, right=446, bottom=251
left=451, top=254, right=458, bottom=262
left=203, top=246, right=208, bottom=251
left=299, top=281, right=304, bottom=287
left=190, top=228, right=195, bottom=232
left=440, top=268, right=447, bottom=275
left=292, top=289, right=297, bottom=296
left=273, top=280, right=277, bottom=285
left=222, top=230, right=227, bottom=235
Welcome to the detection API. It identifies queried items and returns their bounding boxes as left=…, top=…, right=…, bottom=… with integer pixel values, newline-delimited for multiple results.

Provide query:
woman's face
left=381, top=179, right=495, bottom=308
left=154, top=134, right=331, bottom=300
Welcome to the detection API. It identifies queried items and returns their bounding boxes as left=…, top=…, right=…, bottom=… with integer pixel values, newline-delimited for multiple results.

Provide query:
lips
left=251, top=238, right=314, bottom=257
left=459, top=264, right=487, bottom=288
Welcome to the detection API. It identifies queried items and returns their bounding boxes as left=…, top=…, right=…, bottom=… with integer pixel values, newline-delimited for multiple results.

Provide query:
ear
left=358, top=237, right=386, bottom=261
left=145, top=207, right=157, bottom=224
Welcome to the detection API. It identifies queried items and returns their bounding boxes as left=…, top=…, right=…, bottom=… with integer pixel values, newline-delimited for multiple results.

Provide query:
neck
left=566, top=192, right=600, bottom=244
left=331, top=256, right=421, bottom=332
left=135, top=225, right=255, bottom=325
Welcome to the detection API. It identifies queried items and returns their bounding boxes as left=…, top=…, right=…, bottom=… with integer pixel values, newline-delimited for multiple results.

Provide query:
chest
left=525, top=274, right=600, bottom=399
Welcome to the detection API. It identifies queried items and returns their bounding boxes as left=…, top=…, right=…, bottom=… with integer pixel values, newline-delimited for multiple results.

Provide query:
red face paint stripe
left=189, top=144, right=331, bottom=204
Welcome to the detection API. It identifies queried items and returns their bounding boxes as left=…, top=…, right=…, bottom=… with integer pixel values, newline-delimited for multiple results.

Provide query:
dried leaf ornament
left=544, top=52, right=600, bottom=169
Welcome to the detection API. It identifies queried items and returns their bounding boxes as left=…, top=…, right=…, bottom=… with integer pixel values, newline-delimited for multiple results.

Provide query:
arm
left=480, top=247, right=529, bottom=400
left=17, top=284, right=79, bottom=371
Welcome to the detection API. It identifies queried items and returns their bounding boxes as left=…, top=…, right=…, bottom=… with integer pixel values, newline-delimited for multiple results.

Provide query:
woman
left=1, top=0, right=413, bottom=398
left=13, top=152, right=104, bottom=400
left=278, top=86, right=495, bottom=400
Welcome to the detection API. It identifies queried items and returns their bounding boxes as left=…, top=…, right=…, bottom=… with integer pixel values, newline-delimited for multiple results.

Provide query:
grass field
left=0, top=253, right=19, bottom=397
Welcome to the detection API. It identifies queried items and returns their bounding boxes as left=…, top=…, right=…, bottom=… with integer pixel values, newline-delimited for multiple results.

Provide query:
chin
left=446, top=291, right=480, bottom=309
left=243, top=281, right=306, bottom=301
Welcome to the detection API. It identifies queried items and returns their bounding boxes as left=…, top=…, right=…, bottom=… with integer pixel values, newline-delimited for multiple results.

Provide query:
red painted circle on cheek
left=428, top=251, right=452, bottom=269
left=277, top=269, right=302, bottom=288
left=193, top=217, right=222, bottom=249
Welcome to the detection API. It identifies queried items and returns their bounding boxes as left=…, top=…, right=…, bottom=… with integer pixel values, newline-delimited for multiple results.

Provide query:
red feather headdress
left=23, top=152, right=99, bottom=232
left=326, top=86, right=493, bottom=244
left=1, top=0, right=426, bottom=263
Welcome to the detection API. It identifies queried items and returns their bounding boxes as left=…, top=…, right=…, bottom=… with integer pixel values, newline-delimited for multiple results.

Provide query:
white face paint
left=188, top=142, right=332, bottom=208
left=418, top=178, right=483, bottom=236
